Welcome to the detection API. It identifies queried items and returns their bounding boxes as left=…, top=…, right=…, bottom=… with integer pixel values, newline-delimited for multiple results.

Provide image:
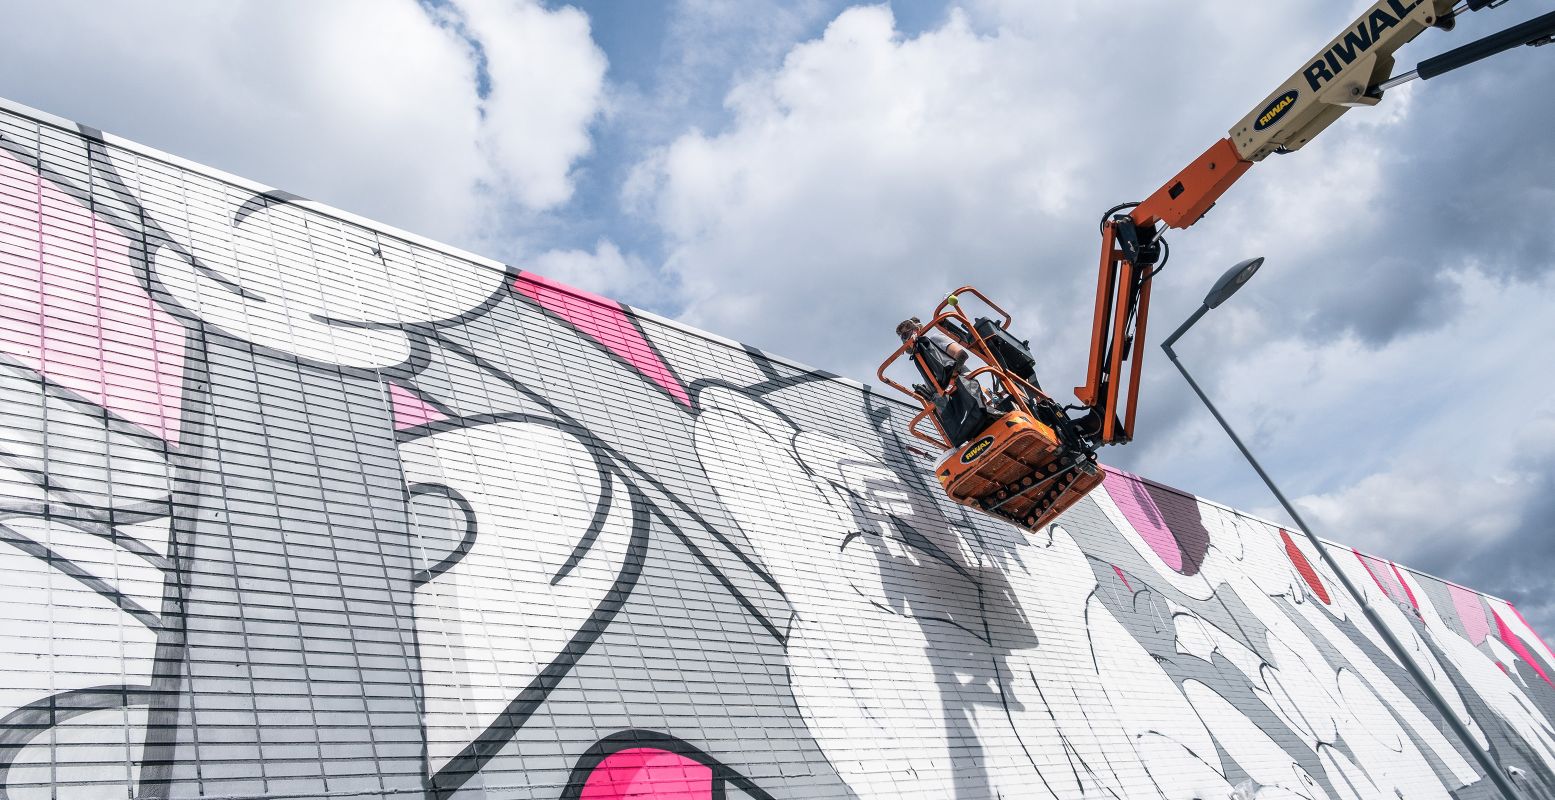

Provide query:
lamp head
left=1204, top=257, right=1264, bottom=309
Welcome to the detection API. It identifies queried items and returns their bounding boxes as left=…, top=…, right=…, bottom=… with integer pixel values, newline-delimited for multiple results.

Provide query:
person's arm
left=945, top=341, right=969, bottom=374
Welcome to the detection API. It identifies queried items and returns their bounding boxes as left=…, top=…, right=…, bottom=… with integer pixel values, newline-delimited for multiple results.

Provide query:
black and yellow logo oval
left=1254, top=90, right=1299, bottom=131
left=960, top=435, right=996, bottom=464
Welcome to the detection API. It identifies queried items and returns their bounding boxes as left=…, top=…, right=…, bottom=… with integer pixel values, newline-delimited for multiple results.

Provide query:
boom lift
left=879, top=0, right=1555, bottom=533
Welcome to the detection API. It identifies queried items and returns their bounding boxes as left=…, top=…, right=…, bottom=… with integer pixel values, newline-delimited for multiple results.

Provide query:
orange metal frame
left=877, top=286, right=1055, bottom=450
left=887, top=139, right=1255, bottom=453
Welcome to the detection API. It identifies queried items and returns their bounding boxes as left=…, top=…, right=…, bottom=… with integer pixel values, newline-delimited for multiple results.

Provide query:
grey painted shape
left=152, top=334, right=424, bottom=799
left=424, top=298, right=795, bottom=641
left=443, top=505, right=852, bottom=799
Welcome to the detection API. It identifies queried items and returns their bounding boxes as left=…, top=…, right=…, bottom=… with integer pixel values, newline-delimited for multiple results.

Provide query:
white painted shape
left=695, top=389, right=975, bottom=799
left=1260, top=664, right=1319, bottom=745
left=1173, top=609, right=1220, bottom=664
left=1196, top=502, right=1246, bottom=562
left=1220, top=569, right=1350, bottom=748
left=404, top=421, right=632, bottom=774
left=0, top=362, right=172, bottom=511
left=1317, top=746, right=1383, bottom=800
left=1332, top=669, right=1454, bottom=800
left=1087, top=594, right=1226, bottom=798
left=991, top=523, right=1159, bottom=799
left=0, top=462, right=45, bottom=504
left=1406, top=569, right=1555, bottom=775
left=1485, top=595, right=1555, bottom=667
left=1292, top=596, right=1481, bottom=780
left=156, top=246, right=410, bottom=368
left=1181, top=679, right=1330, bottom=799
left=5, top=516, right=166, bottom=621
left=1130, top=736, right=1234, bottom=800
left=134, top=168, right=501, bottom=369
left=5, top=704, right=147, bottom=800
left=0, top=524, right=159, bottom=715
left=1484, top=636, right=1526, bottom=685
left=116, top=516, right=173, bottom=562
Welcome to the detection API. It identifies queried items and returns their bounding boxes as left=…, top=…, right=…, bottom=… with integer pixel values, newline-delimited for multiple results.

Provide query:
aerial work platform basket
left=878, top=287, right=1104, bottom=533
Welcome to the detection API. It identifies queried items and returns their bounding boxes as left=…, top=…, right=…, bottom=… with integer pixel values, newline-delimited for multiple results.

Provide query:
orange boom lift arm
left=879, top=0, right=1552, bottom=533
left=1078, top=0, right=1554, bottom=446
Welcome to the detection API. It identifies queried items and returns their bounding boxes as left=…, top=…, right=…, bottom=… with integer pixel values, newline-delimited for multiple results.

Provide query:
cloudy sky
left=2, top=0, right=1552, bottom=630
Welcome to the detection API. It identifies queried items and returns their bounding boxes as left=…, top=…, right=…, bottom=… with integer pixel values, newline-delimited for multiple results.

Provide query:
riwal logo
left=960, top=435, right=996, bottom=464
left=1254, top=90, right=1299, bottom=131
left=1303, top=0, right=1421, bottom=90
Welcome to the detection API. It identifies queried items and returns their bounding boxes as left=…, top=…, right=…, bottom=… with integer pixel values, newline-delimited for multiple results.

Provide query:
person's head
left=896, top=317, right=921, bottom=342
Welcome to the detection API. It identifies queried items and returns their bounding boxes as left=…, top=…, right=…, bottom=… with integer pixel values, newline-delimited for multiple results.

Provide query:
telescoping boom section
left=1077, top=0, right=1546, bottom=445
left=882, top=0, right=1552, bottom=534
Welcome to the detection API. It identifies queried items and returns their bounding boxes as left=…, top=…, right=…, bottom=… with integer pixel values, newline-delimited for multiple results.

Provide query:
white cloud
left=525, top=239, right=673, bottom=309
left=625, top=0, right=1388, bottom=384
left=1147, top=268, right=1555, bottom=564
left=0, top=0, right=605, bottom=247
left=457, top=0, right=606, bottom=212
left=630, top=5, right=1095, bottom=383
left=621, top=0, right=1555, bottom=613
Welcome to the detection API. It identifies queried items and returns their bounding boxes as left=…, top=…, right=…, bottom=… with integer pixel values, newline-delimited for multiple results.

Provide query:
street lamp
left=1160, top=258, right=1520, bottom=800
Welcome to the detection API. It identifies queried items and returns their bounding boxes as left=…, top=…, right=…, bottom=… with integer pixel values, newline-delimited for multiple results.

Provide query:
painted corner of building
left=1, top=97, right=1553, bottom=799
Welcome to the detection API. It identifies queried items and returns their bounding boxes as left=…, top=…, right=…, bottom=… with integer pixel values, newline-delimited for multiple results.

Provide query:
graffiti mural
left=0, top=97, right=1552, bottom=799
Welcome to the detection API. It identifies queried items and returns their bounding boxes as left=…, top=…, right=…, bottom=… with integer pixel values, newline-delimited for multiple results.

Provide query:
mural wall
left=0, top=97, right=1552, bottom=799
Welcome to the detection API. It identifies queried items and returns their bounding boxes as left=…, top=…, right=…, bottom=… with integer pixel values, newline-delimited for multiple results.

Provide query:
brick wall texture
left=1, top=98, right=1553, bottom=799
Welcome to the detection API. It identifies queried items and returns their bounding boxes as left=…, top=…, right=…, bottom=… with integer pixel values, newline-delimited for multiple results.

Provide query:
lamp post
left=1160, top=258, right=1518, bottom=800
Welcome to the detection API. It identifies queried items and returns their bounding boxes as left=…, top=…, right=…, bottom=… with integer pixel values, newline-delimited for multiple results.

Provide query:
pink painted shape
left=1353, top=550, right=1400, bottom=603
left=1101, top=470, right=1183, bottom=572
left=1449, top=584, right=1490, bottom=646
left=514, top=272, right=690, bottom=406
left=388, top=381, right=446, bottom=430
left=580, top=748, right=713, bottom=800
left=1495, top=611, right=1554, bottom=687
left=1389, top=563, right=1419, bottom=610
left=1111, top=565, right=1133, bottom=593
left=0, top=149, right=183, bottom=443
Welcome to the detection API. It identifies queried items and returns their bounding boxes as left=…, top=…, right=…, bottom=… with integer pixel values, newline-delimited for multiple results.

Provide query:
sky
left=0, top=0, right=1552, bottom=631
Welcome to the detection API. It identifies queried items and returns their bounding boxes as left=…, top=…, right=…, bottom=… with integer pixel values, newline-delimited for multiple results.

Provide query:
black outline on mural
left=431, top=335, right=790, bottom=607
left=425, top=478, right=652, bottom=799
left=407, top=482, right=479, bottom=586
left=0, top=685, right=155, bottom=797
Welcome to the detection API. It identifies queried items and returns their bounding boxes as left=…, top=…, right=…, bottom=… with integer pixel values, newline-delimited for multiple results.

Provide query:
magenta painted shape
left=1495, top=611, right=1554, bottom=686
left=1389, top=563, right=1419, bottom=610
left=0, top=149, right=183, bottom=443
left=388, top=382, right=446, bottom=430
left=514, top=272, right=690, bottom=407
left=1354, top=550, right=1401, bottom=604
left=1111, top=565, right=1133, bottom=593
left=1449, top=584, right=1490, bottom=646
left=580, top=748, right=713, bottom=800
left=1511, top=605, right=1555, bottom=664
left=1102, top=470, right=1182, bottom=572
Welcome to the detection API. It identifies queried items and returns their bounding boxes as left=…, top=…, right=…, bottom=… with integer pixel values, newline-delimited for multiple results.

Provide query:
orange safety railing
left=877, top=287, right=1053, bottom=450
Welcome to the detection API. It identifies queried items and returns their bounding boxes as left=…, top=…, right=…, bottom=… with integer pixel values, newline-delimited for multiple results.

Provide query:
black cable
left=1099, top=202, right=1140, bottom=232
left=1148, top=234, right=1170, bottom=278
